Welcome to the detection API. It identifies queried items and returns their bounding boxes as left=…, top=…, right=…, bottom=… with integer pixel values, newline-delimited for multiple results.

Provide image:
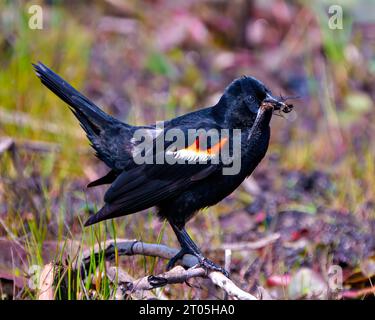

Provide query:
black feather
left=34, top=62, right=282, bottom=231
left=87, top=169, right=119, bottom=188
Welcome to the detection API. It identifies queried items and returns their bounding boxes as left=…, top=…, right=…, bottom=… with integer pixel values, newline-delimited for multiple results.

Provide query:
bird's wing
left=84, top=121, right=228, bottom=225
left=33, top=62, right=162, bottom=173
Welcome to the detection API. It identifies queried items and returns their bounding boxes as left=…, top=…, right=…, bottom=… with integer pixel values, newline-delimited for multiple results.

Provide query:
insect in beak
left=263, top=93, right=294, bottom=114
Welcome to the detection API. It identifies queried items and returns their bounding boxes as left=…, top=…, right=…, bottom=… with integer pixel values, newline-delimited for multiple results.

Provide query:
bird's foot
left=166, top=247, right=190, bottom=271
left=196, top=256, right=230, bottom=278
left=167, top=248, right=230, bottom=278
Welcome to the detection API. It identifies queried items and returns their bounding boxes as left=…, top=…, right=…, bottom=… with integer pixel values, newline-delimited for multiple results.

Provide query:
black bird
left=33, top=62, right=292, bottom=276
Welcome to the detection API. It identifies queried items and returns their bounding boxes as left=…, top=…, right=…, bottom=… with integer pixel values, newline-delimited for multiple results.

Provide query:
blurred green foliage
left=0, top=0, right=374, bottom=299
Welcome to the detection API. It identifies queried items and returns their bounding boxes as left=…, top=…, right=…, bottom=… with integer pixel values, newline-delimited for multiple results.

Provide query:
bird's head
left=218, top=76, right=294, bottom=127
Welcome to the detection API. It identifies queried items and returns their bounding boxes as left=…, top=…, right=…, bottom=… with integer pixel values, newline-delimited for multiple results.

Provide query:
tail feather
left=33, top=62, right=112, bottom=137
left=84, top=206, right=108, bottom=226
left=87, top=169, right=118, bottom=188
left=84, top=204, right=126, bottom=226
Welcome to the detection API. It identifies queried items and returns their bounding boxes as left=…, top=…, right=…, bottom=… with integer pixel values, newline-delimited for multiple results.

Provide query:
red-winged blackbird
left=33, top=62, right=291, bottom=276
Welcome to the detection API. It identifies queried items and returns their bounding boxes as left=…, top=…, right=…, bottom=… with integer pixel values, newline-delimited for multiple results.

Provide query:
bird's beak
left=263, top=93, right=287, bottom=111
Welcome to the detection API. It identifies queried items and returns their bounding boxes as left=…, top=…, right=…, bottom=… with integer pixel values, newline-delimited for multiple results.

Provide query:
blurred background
left=0, top=0, right=374, bottom=299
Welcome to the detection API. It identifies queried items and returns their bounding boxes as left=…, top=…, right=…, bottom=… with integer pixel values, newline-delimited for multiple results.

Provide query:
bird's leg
left=167, top=222, right=230, bottom=278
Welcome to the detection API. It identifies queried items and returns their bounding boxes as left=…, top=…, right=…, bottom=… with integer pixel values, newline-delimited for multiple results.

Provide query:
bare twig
left=241, top=176, right=262, bottom=196
left=218, top=233, right=281, bottom=251
left=38, top=263, right=55, bottom=300
left=38, top=239, right=259, bottom=300
left=223, top=249, right=232, bottom=300
left=0, top=137, right=14, bottom=155
left=98, top=16, right=138, bottom=35
left=77, top=239, right=258, bottom=300
left=0, top=108, right=81, bottom=137
left=106, top=266, right=163, bottom=300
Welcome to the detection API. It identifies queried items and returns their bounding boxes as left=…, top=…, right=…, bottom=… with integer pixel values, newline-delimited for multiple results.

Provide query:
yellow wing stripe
left=171, top=137, right=228, bottom=161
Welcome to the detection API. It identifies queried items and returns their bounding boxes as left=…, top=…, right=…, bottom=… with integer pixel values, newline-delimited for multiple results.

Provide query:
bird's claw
left=197, top=257, right=230, bottom=278
left=166, top=248, right=189, bottom=270
left=167, top=250, right=230, bottom=278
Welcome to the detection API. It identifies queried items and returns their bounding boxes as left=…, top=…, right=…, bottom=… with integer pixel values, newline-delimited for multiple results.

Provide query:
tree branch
left=78, top=239, right=258, bottom=300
